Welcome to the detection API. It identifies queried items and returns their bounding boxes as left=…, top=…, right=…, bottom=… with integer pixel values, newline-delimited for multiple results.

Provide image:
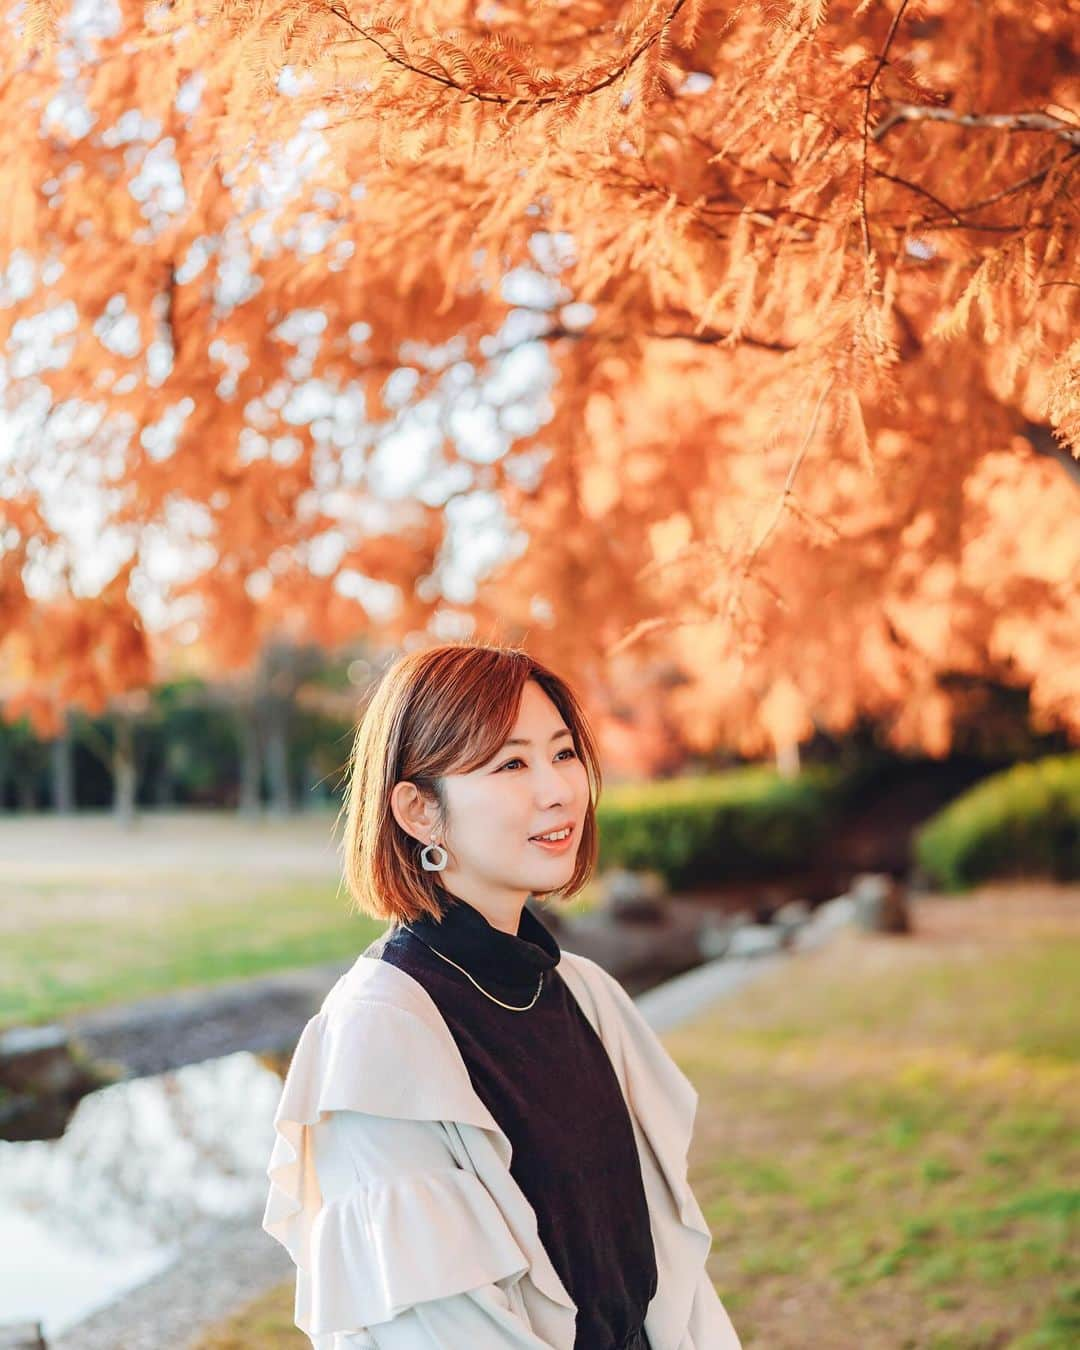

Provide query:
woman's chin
left=524, top=862, right=577, bottom=894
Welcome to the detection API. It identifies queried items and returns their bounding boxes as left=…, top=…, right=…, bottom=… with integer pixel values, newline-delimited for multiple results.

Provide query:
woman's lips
left=528, top=823, right=575, bottom=853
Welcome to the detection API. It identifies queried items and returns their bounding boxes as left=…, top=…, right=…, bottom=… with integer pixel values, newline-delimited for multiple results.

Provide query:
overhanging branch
left=327, top=0, right=687, bottom=108
left=874, top=106, right=1080, bottom=147
left=536, top=320, right=794, bottom=354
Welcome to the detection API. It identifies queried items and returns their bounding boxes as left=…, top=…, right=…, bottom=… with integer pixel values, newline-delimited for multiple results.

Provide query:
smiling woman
left=337, top=643, right=603, bottom=933
left=263, top=642, right=742, bottom=1349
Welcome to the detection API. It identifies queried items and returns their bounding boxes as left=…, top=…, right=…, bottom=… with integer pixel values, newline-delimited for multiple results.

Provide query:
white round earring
left=420, top=839, right=449, bottom=871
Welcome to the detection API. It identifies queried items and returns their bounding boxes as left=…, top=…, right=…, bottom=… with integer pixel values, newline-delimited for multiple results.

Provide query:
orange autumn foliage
left=1, top=0, right=1077, bottom=753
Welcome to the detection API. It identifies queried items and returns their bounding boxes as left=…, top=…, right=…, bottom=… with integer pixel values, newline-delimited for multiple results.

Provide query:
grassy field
left=198, top=884, right=1079, bottom=1350
left=0, top=872, right=386, bottom=1027
left=0, top=809, right=598, bottom=1028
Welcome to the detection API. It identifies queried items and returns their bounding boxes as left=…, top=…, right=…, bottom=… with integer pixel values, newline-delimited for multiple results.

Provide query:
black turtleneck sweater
left=363, top=887, right=657, bottom=1350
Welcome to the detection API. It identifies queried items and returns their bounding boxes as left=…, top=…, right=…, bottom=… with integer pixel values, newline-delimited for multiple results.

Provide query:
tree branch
left=859, top=0, right=913, bottom=273
left=326, top=0, right=687, bottom=108
left=536, top=320, right=795, bottom=354
left=873, top=106, right=1080, bottom=147
left=870, top=165, right=962, bottom=224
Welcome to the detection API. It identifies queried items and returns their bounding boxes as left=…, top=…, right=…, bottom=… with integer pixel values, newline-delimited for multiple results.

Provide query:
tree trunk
left=51, top=713, right=75, bottom=812
left=264, top=699, right=293, bottom=816
left=238, top=705, right=262, bottom=816
left=776, top=741, right=801, bottom=779
left=113, top=712, right=138, bottom=824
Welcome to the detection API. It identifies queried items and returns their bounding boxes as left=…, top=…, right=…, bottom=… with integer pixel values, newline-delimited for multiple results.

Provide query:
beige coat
left=263, top=945, right=743, bottom=1349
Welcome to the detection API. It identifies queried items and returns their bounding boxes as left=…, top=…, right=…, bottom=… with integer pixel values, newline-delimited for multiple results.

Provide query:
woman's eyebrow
left=501, top=728, right=573, bottom=747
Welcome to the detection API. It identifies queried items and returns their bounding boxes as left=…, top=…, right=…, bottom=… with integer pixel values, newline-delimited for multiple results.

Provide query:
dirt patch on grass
left=906, top=881, right=1080, bottom=946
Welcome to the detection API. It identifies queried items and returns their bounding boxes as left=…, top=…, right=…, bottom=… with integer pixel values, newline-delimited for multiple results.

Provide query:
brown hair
left=336, top=642, right=603, bottom=925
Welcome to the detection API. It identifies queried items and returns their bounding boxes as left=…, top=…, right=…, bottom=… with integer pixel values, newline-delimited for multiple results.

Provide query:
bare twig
left=736, top=374, right=838, bottom=584
left=536, top=320, right=795, bottom=354
left=859, top=0, right=913, bottom=274
left=870, top=166, right=961, bottom=223
left=327, top=0, right=687, bottom=108
left=873, top=106, right=1080, bottom=146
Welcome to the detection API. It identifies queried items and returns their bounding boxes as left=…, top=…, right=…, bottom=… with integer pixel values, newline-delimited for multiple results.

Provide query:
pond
left=0, top=1050, right=283, bottom=1339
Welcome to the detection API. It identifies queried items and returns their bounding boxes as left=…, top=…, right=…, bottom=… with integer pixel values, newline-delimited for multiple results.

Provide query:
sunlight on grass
left=0, top=875, right=382, bottom=1027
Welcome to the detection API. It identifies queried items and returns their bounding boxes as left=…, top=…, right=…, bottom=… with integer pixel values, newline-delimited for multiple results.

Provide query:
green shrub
left=595, top=763, right=847, bottom=888
left=914, top=754, right=1080, bottom=892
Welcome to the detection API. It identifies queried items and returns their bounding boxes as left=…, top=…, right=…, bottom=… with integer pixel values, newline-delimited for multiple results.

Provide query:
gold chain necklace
left=403, top=928, right=545, bottom=1011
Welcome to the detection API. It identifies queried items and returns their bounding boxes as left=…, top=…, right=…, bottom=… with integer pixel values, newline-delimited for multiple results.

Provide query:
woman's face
left=436, top=679, right=590, bottom=918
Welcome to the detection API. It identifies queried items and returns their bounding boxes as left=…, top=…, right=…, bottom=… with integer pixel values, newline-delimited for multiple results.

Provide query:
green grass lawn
left=0, top=809, right=600, bottom=1028
left=198, top=890, right=1079, bottom=1350
left=666, top=922, right=1078, bottom=1349
left=0, top=873, right=385, bottom=1028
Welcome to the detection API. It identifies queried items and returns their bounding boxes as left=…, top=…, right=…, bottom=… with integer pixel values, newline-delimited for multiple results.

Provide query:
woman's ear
left=389, top=779, right=440, bottom=844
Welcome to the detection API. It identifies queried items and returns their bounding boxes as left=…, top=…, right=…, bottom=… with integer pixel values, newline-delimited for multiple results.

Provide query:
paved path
left=0, top=808, right=342, bottom=880
left=636, top=895, right=856, bottom=1031
left=49, top=1218, right=293, bottom=1350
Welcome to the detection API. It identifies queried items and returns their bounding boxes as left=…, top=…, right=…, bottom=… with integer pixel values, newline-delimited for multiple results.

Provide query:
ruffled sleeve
left=263, top=996, right=497, bottom=1270
left=300, top=1112, right=531, bottom=1336
left=262, top=994, right=555, bottom=1347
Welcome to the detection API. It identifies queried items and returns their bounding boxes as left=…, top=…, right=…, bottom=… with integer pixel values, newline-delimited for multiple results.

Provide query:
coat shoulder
left=279, top=955, right=497, bottom=1133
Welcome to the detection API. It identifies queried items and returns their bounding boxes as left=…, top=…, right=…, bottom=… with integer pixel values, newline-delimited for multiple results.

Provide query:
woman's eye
left=498, top=749, right=577, bottom=771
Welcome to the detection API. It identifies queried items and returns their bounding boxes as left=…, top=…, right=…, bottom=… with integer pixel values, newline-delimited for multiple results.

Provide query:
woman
left=263, top=643, right=742, bottom=1349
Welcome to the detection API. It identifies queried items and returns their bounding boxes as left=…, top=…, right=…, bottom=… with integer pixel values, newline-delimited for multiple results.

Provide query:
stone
left=697, top=916, right=735, bottom=960
left=850, top=873, right=911, bottom=934
left=0, top=1026, right=119, bottom=1141
left=0, top=1025, right=76, bottom=1094
left=772, top=899, right=811, bottom=930
left=726, top=923, right=786, bottom=957
left=850, top=872, right=891, bottom=904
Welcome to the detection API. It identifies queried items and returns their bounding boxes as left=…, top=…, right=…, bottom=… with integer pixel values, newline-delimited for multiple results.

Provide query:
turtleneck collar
left=403, top=883, right=561, bottom=996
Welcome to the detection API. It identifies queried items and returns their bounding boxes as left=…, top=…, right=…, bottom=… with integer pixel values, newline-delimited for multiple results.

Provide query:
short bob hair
left=337, top=642, right=603, bottom=925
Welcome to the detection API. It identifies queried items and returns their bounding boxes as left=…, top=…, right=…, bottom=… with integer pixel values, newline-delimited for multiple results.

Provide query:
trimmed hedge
left=595, top=763, right=848, bottom=889
left=914, top=753, right=1080, bottom=892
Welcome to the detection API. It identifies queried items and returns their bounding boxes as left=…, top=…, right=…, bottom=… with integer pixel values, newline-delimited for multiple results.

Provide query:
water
left=0, top=1050, right=283, bottom=1337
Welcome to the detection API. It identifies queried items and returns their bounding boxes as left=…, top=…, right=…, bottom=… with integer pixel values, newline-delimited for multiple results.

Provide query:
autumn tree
left=1, top=0, right=1077, bottom=762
